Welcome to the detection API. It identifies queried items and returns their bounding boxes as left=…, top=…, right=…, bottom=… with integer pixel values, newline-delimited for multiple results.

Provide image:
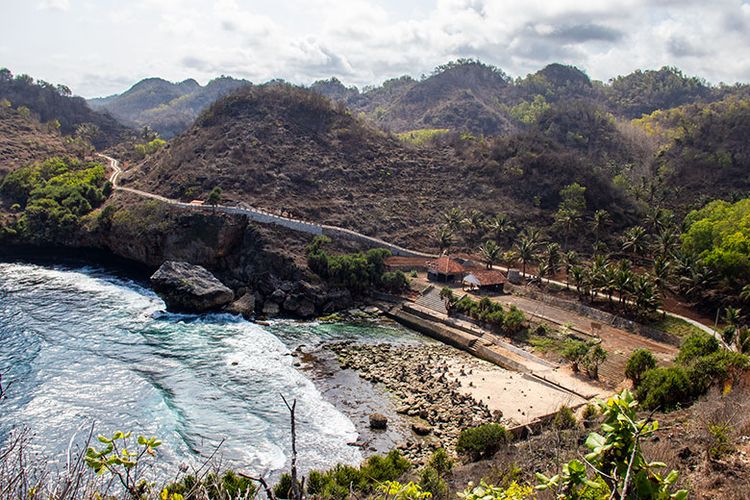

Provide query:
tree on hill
left=606, top=66, right=710, bottom=118
left=207, top=187, right=222, bottom=208
left=0, top=68, right=128, bottom=148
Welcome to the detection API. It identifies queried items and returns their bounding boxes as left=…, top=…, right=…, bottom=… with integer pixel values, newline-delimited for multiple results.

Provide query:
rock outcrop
left=150, top=261, right=234, bottom=312
left=226, top=292, right=256, bottom=318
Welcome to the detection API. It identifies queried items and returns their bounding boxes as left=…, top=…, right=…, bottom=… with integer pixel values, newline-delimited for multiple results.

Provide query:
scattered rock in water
left=369, top=413, right=388, bottom=430
left=150, top=261, right=234, bottom=312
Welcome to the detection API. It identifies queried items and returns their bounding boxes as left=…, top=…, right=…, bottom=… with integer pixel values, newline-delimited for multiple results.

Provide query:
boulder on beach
left=412, top=422, right=433, bottom=436
left=369, top=413, right=388, bottom=430
left=226, top=292, right=256, bottom=318
left=150, top=261, right=234, bottom=312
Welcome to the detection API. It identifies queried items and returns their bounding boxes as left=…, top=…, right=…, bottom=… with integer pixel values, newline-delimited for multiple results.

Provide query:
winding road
left=97, top=153, right=718, bottom=339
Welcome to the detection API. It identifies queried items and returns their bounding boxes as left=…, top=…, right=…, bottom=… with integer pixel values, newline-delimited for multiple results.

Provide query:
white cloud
left=6, top=0, right=750, bottom=96
left=37, top=0, right=69, bottom=11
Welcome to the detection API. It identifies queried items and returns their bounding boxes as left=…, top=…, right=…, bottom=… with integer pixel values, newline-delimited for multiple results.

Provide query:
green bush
left=0, top=157, right=106, bottom=242
left=636, top=366, right=692, bottom=410
left=382, top=270, right=408, bottom=293
left=166, top=471, right=256, bottom=499
left=625, top=348, right=657, bottom=387
left=306, top=237, right=395, bottom=294
left=419, top=448, right=453, bottom=499
left=273, top=472, right=303, bottom=499
left=676, top=332, right=720, bottom=364
left=689, top=350, right=749, bottom=394
left=304, top=450, right=410, bottom=498
left=456, top=423, right=508, bottom=460
left=552, top=405, right=577, bottom=430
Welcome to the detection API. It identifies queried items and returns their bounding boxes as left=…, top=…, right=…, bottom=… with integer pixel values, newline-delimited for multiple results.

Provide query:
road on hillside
left=97, top=153, right=718, bottom=340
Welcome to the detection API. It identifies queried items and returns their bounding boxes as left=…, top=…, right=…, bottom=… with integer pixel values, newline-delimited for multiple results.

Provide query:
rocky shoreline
left=323, top=342, right=500, bottom=464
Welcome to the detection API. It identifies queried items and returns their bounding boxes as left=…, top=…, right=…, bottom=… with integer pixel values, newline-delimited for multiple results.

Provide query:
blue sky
left=2, top=0, right=750, bottom=98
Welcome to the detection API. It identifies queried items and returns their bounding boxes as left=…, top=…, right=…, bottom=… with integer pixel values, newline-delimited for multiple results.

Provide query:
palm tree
left=621, top=226, right=649, bottom=261
left=544, top=243, right=561, bottom=278
left=652, top=256, right=672, bottom=295
left=443, top=208, right=464, bottom=232
left=461, top=209, right=485, bottom=240
left=679, top=265, right=715, bottom=299
left=554, top=209, right=578, bottom=250
left=740, top=284, right=750, bottom=303
left=437, top=226, right=453, bottom=254
left=562, top=250, right=579, bottom=290
left=587, top=255, right=610, bottom=303
left=486, top=213, right=513, bottom=245
left=591, top=209, right=611, bottom=244
left=723, top=307, right=743, bottom=329
left=479, top=240, right=501, bottom=269
left=614, top=260, right=634, bottom=309
left=631, top=274, right=660, bottom=319
left=653, top=227, right=679, bottom=259
left=520, top=226, right=543, bottom=247
left=513, top=236, right=537, bottom=278
left=644, top=207, right=674, bottom=235
left=537, top=261, right=551, bottom=285
left=570, top=266, right=586, bottom=297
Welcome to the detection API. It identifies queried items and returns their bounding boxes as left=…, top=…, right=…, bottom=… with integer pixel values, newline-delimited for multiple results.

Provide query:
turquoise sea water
left=0, top=261, right=422, bottom=478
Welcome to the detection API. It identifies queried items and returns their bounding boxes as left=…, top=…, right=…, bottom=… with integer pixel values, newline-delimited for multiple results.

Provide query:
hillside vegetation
left=0, top=103, right=81, bottom=177
left=127, top=83, right=636, bottom=250
left=0, top=68, right=129, bottom=148
left=89, top=76, right=250, bottom=138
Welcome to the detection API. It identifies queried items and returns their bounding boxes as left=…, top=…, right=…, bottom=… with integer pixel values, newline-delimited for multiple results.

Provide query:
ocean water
left=0, top=261, right=422, bottom=479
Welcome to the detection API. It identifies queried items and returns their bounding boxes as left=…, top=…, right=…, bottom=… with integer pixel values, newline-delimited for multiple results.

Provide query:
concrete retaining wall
left=386, top=307, right=530, bottom=373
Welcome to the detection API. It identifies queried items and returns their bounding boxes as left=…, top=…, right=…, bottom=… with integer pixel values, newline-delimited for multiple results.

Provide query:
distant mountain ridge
left=89, top=76, right=251, bottom=138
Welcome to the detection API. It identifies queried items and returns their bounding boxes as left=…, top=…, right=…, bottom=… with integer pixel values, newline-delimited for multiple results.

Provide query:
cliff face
left=81, top=196, right=351, bottom=317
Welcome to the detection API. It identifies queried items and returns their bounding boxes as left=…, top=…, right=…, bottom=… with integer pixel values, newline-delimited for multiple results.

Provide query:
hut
left=427, top=256, right=465, bottom=283
left=462, top=270, right=507, bottom=293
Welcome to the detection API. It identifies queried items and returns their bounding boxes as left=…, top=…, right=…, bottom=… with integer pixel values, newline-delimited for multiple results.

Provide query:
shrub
left=503, top=305, right=526, bottom=334
left=458, top=480, right=533, bottom=500
left=305, top=450, right=410, bottom=498
left=419, top=448, right=454, bottom=499
left=456, top=423, right=508, bottom=460
left=166, top=471, right=256, bottom=499
left=625, top=348, right=657, bottom=387
left=552, top=405, right=577, bottom=430
left=708, top=423, right=734, bottom=459
left=562, top=340, right=590, bottom=373
left=689, top=350, right=749, bottom=394
left=636, top=366, right=693, bottom=410
left=676, top=332, right=720, bottom=364
left=427, top=448, right=453, bottom=476
left=360, top=449, right=411, bottom=483
left=382, top=270, right=408, bottom=293
left=418, top=467, right=446, bottom=498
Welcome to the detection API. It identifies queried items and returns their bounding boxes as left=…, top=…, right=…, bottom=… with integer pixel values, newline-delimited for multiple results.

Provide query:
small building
left=385, top=256, right=432, bottom=273
left=427, top=256, right=466, bottom=283
left=462, top=270, right=507, bottom=293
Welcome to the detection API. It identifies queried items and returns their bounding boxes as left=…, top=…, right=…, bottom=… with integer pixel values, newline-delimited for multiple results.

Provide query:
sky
left=2, top=0, right=750, bottom=98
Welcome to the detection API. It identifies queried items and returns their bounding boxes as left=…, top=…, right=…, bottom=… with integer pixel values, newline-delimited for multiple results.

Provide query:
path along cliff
left=98, top=154, right=718, bottom=339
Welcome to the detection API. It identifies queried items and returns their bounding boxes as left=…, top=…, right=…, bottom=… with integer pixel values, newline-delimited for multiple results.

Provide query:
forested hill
left=126, top=83, right=638, bottom=251
left=88, top=76, right=250, bottom=138
left=0, top=68, right=130, bottom=149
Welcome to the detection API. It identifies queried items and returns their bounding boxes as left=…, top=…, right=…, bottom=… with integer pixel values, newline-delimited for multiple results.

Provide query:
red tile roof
left=464, top=269, right=506, bottom=286
left=428, top=256, right=465, bottom=275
